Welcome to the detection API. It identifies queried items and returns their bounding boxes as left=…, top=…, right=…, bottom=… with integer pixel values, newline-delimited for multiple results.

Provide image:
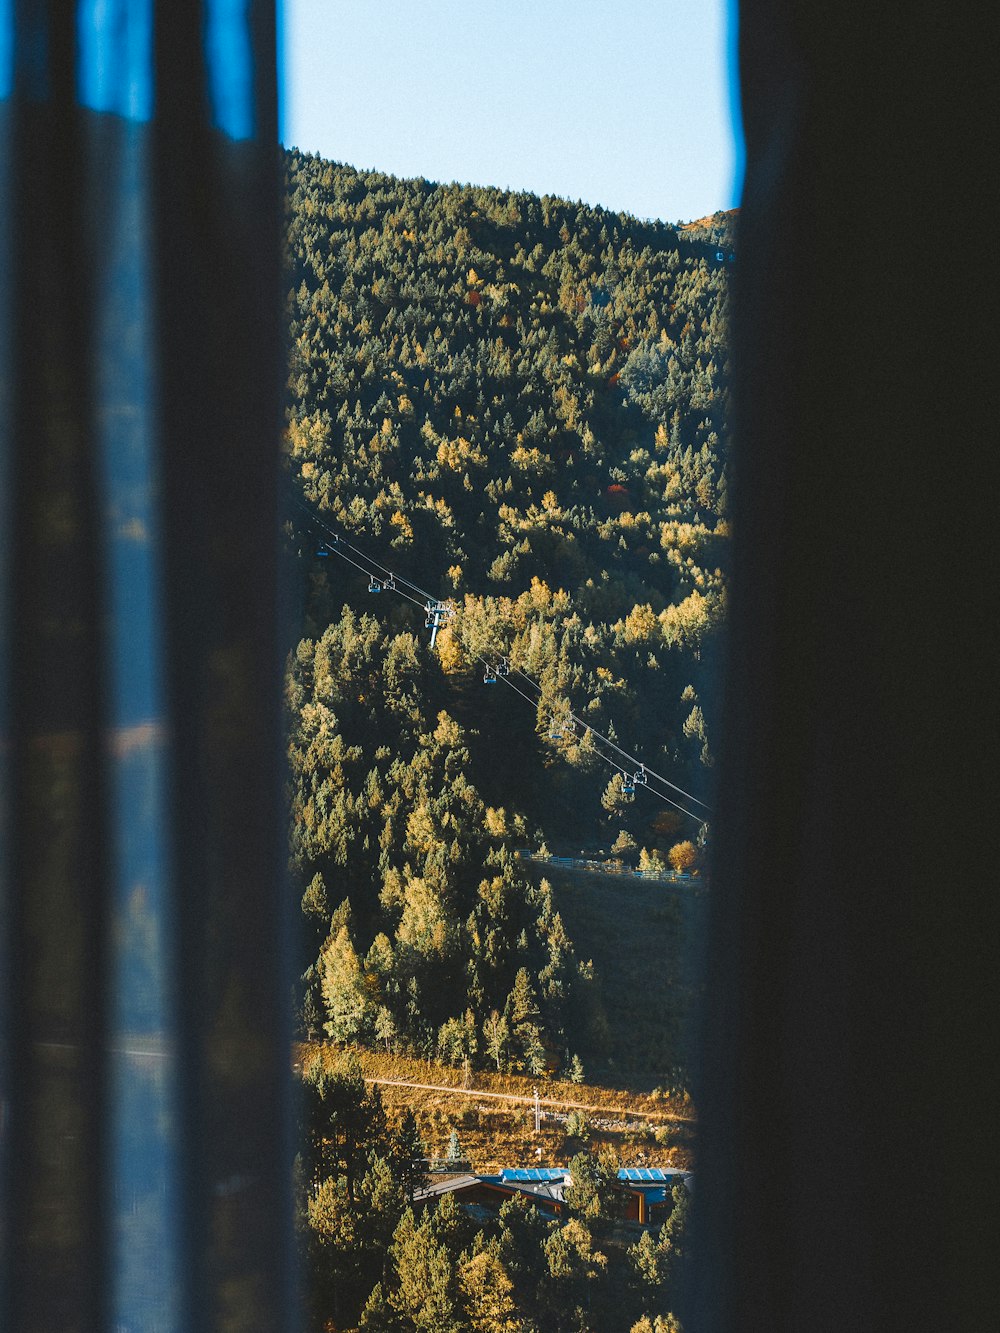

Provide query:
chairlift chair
left=383, top=574, right=396, bottom=591
left=483, top=665, right=497, bottom=684
left=634, top=765, right=648, bottom=787
left=368, top=576, right=382, bottom=593
left=497, top=658, right=509, bottom=677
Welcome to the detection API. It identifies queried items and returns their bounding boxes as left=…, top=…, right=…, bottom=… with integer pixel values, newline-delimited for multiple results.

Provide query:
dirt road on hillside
left=364, top=1075, right=693, bottom=1125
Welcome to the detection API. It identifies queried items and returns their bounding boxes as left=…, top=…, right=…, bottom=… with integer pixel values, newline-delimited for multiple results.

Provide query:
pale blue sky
left=281, top=0, right=741, bottom=225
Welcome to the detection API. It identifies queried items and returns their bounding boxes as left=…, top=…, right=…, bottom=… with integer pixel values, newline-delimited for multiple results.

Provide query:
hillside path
left=364, top=1075, right=692, bottom=1124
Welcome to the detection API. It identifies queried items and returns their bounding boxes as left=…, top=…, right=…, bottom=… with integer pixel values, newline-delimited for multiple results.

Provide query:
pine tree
left=629, top=1228, right=668, bottom=1289
left=506, top=968, right=545, bottom=1073
left=506, top=967, right=539, bottom=1029
left=358, top=1282, right=396, bottom=1331
left=300, top=983, right=322, bottom=1039
left=375, top=1005, right=398, bottom=1053
left=459, top=1250, right=520, bottom=1332
left=392, top=1108, right=425, bottom=1201
left=483, top=1011, right=510, bottom=1072
left=565, top=1147, right=621, bottom=1220
left=320, top=925, right=372, bottom=1042
left=386, top=1209, right=463, bottom=1332
left=301, top=870, right=329, bottom=920
left=629, top=1317, right=682, bottom=1333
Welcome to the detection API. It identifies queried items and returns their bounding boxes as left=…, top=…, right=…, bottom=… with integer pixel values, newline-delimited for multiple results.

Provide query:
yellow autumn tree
left=434, top=624, right=465, bottom=675
left=396, top=878, right=452, bottom=957
left=622, top=603, right=659, bottom=644
left=405, top=802, right=437, bottom=855
left=319, top=926, right=371, bottom=1042
left=459, top=1251, right=520, bottom=1332
left=668, top=840, right=698, bottom=874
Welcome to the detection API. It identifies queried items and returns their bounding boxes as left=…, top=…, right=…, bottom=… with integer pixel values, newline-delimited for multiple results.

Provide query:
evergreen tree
left=385, top=1209, right=463, bottom=1333
left=320, top=924, right=372, bottom=1042
left=506, top=968, right=545, bottom=1073
left=392, top=1108, right=426, bottom=1202
left=483, top=1010, right=510, bottom=1071
left=564, top=1147, right=622, bottom=1221
left=301, top=870, right=329, bottom=921
left=459, top=1250, right=521, bottom=1332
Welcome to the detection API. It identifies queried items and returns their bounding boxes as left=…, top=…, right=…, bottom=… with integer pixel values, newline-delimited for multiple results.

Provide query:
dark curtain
left=692, top=3, right=996, bottom=1332
left=1, top=4, right=291, bottom=1330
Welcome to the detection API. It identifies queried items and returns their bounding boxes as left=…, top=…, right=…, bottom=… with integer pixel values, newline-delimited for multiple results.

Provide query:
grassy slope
left=293, top=868, right=707, bottom=1172
left=297, top=1043, right=696, bottom=1174
left=525, top=862, right=709, bottom=1089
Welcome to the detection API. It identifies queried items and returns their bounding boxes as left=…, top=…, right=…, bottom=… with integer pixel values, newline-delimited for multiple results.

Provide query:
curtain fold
left=692, top=4, right=996, bottom=1331
left=1, top=4, right=290, bottom=1330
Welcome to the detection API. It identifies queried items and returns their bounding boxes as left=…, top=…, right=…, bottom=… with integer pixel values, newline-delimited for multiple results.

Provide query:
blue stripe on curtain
left=76, top=0, right=154, bottom=122
left=1, top=3, right=290, bottom=1330
left=73, top=0, right=258, bottom=137
left=205, top=0, right=254, bottom=139
left=0, top=1, right=11, bottom=98
left=89, top=113, right=180, bottom=1333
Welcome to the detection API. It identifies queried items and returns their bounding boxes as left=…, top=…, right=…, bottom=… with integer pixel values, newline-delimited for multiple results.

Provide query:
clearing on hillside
left=524, top=860, right=708, bottom=1090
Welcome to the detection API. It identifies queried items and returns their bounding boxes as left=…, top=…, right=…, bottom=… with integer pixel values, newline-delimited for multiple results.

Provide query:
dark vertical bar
left=3, top=1, right=110, bottom=1328
left=693, top=4, right=997, bottom=1332
left=153, top=1, right=288, bottom=1329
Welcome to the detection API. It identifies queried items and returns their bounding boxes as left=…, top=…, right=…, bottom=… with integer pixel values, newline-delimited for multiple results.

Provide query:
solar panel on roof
left=501, top=1168, right=566, bottom=1182
left=619, top=1167, right=688, bottom=1182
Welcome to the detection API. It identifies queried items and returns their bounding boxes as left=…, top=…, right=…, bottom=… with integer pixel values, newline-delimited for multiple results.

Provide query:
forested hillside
left=297, top=1051, right=691, bottom=1333
left=283, top=151, right=732, bottom=1088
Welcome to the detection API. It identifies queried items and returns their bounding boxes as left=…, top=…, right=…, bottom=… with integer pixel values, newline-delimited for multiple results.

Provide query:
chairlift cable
left=478, top=656, right=704, bottom=825
left=585, top=746, right=706, bottom=826
left=315, top=538, right=428, bottom=612
left=293, top=499, right=438, bottom=602
left=505, top=666, right=712, bottom=812
left=477, top=660, right=547, bottom=712
left=295, top=496, right=712, bottom=818
left=338, top=534, right=437, bottom=603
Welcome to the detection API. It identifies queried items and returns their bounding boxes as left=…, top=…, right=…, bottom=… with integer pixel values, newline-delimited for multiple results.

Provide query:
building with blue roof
left=414, top=1165, right=692, bottom=1227
left=617, top=1167, right=693, bottom=1222
left=497, top=1168, right=569, bottom=1184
